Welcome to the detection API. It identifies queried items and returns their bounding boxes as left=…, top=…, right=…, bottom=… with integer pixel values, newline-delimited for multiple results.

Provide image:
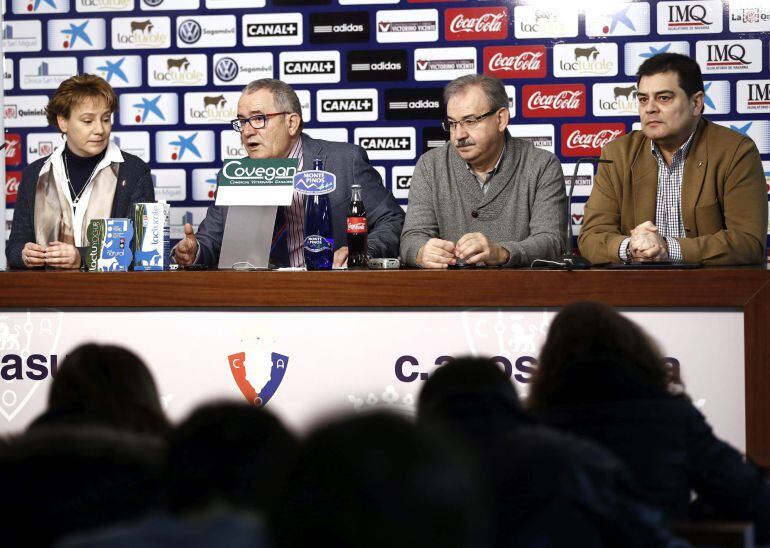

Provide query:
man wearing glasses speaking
left=174, top=79, right=404, bottom=268
left=400, top=75, right=566, bottom=268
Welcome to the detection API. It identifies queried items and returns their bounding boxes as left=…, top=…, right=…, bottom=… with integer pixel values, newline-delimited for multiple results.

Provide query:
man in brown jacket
left=578, top=53, right=767, bottom=265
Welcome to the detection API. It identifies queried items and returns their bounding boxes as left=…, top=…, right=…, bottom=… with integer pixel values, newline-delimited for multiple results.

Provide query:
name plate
left=215, top=158, right=299, bottom=206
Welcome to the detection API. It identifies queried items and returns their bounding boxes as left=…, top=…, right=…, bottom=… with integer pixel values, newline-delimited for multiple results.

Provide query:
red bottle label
left=347, top=217, right=368, bottom=233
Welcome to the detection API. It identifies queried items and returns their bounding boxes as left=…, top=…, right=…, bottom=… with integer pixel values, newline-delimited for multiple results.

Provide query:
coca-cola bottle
left=303, top=157, right=334, bottom=270
left=346, top=184, right=368, bottom=269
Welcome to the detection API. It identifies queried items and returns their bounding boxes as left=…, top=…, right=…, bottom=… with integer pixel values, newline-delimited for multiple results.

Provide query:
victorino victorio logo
left=445, top=7, right=508, bottom=41
left=484, top=46, right=546, bottom=79
left=523, top=84, right=586, bottom=118
left=561, top=123, right=625, bottom=157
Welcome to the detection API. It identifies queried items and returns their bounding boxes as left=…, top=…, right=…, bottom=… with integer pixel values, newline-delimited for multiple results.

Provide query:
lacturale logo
left=228, top=351, right=289, bottom=406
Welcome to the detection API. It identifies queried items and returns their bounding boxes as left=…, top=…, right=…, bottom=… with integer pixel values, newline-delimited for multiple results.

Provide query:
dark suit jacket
left=578, top=118, right=767, bottom=265
left=192, top=134, right=405, bottom=267
left=6, top=151, right=154, bottom=269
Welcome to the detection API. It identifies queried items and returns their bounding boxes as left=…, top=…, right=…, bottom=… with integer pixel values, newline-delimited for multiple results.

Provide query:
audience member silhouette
left=528, top=301, right=770, bottom=543
left=269, top=412, right=489, bottom=548
left=418, top=356, right=686, bottom=548
left=0, top=427, right=164, bottom=548
left=28, top=343, right=169, bottom=436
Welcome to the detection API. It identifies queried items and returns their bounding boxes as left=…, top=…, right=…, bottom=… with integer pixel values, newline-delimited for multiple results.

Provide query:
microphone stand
left=557, top=157, right=613, bottom=269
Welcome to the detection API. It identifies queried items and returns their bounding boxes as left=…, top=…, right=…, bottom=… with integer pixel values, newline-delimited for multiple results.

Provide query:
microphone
left=557, top=157, right=613, bottom=269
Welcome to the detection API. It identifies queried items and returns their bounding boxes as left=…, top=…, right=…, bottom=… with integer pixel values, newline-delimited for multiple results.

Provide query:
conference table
left=2, top=267, right=769, bottom=469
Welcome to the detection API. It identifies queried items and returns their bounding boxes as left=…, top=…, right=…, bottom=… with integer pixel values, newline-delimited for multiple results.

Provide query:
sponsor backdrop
left=2, top=0, right=770, bottom=259
left=0, top=309, right=746, bottom=451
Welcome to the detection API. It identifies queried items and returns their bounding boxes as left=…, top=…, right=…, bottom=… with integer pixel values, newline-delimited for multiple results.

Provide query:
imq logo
left=522, top=84, right=586, bottom=118
left=242, top=13, right=302, bottom=46
left=553, top=43, right=618, bottom=77
left=697, top=40, right=762, bottom=73
left=658, top=1, right=722, bottom=34
left=561, top=123, right=626, bottom=157
left=445, top=7, right=507, bottom=41
left=484, top=46, right=546, bottom=79
left=310, top=11, right=369, bottom=43
left=347, top=49, right=407, bottom=82
left=354, top=127, right=416, bottom=160
left=316, top=88, right=378, bottom=122
left=385, top=88, right=442, bottom=120
left=280, top=50, right=340, bottom=84
left=737, top=80, right=770, bottom=114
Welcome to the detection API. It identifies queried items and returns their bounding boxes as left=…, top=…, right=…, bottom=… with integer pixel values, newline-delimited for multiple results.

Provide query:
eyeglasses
left=441, top=109, right=500, bottom=132
left=231, top=112, right=289, bottom=132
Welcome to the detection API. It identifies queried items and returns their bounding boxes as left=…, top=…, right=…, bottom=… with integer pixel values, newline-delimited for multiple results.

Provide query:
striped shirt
left=620, top=130, right=696, bottom=263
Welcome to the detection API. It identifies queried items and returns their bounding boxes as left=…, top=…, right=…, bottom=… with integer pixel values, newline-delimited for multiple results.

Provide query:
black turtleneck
left=63, top=145, right=106, bottom=203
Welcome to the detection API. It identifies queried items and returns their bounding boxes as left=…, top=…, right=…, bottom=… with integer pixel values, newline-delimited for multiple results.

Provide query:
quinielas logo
left=228, top=351, right=289, bottom=407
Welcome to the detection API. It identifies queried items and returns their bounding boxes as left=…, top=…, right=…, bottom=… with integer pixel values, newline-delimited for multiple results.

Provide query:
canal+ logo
left=228, top=351, right=289, bottom=407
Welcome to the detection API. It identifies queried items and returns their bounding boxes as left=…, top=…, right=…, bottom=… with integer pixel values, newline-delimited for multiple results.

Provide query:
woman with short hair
left=6, top=74, right=154, bottom=269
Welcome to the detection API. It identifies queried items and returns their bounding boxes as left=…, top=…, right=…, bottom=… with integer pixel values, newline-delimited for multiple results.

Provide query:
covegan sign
left=215, top=158, right=299, bottom=206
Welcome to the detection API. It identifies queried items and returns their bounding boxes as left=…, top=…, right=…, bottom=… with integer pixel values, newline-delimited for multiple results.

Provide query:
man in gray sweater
left=400, top=75, right=567, bottom=268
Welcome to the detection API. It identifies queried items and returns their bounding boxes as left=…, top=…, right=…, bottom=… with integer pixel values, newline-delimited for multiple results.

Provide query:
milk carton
left=133, top=202, right=170, bottom=271
left=86, top=218, right=134, bottom=272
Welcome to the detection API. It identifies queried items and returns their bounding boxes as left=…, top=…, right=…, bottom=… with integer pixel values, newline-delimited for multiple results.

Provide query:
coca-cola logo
left=6, top=172, right=21, bottom=204
left=561, top=123, right=626, bottom=157
left=347, top=218, right=367, bottom=233
left=483, top=46, right=546, bottom=78
left=446, top=7, right=508, bottom=41
left=4, top=133, right=21, bottom=166
left=523, top=85, right=586, bottom=118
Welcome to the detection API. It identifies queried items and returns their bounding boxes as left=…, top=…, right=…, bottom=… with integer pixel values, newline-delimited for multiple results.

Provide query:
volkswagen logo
left=143, top=0, right=164, bottom=5
left=215, top=57, right=239, bottom=82
left=178, top=20, right=202, bottom=44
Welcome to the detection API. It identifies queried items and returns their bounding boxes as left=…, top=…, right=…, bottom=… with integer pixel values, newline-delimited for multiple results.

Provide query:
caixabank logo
left=385, top=87, right=442, bottom=120
left=444, top=6, right=507, bottom=41
left=47, top=18, right=106, bottom=51
left=354, top=127, right=416, bottom=160
left=192, top=169, right=218, bottom=201
left=119, top=92, right=178, bottom=125
left=714, top=120, right=770, bottom=154
left=561, top=123, right=626, bottom=157
left=310, top=11, right=369, bottom=43
left=553, top=43, right=618, bottom=77
left=657, top=0, right=723, bottom=34
left=148, top=54, right=206, bottom=87
left=177, top=15, right=236, bottom=48
left=592, top=82, right=639, bottom=117
left=228, top=351, right=289, bottom=407
left=702, top=80, right=731, bottom=114
left=624, top=41, right=690, bottom=76
left=737, top=80, right=770, bottom=114
left=280, top=50, right=339, bottom=84
left=484, top=45, right=546, bottom=79
left=111, top=17, right=170, bottom=49
left=155, top=130, right=215, bottom=163
left=347, top=49, right=407, bottom=82
left=185, top=92, right=239, bottom=124
left=585, top=3, right=650, bottom=37
left=522, top=84, right=586, bottom=118
left=12, top=0, right=69, bottom=13
left=242, top=12, right=302, bottom=47
left=3, top=21, right=43, bottom=52
left=696, top=39, right=763, bottom=73
left=317, top=88, right=378, bottom=122
left=83, top=55, right=142, bottom=88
